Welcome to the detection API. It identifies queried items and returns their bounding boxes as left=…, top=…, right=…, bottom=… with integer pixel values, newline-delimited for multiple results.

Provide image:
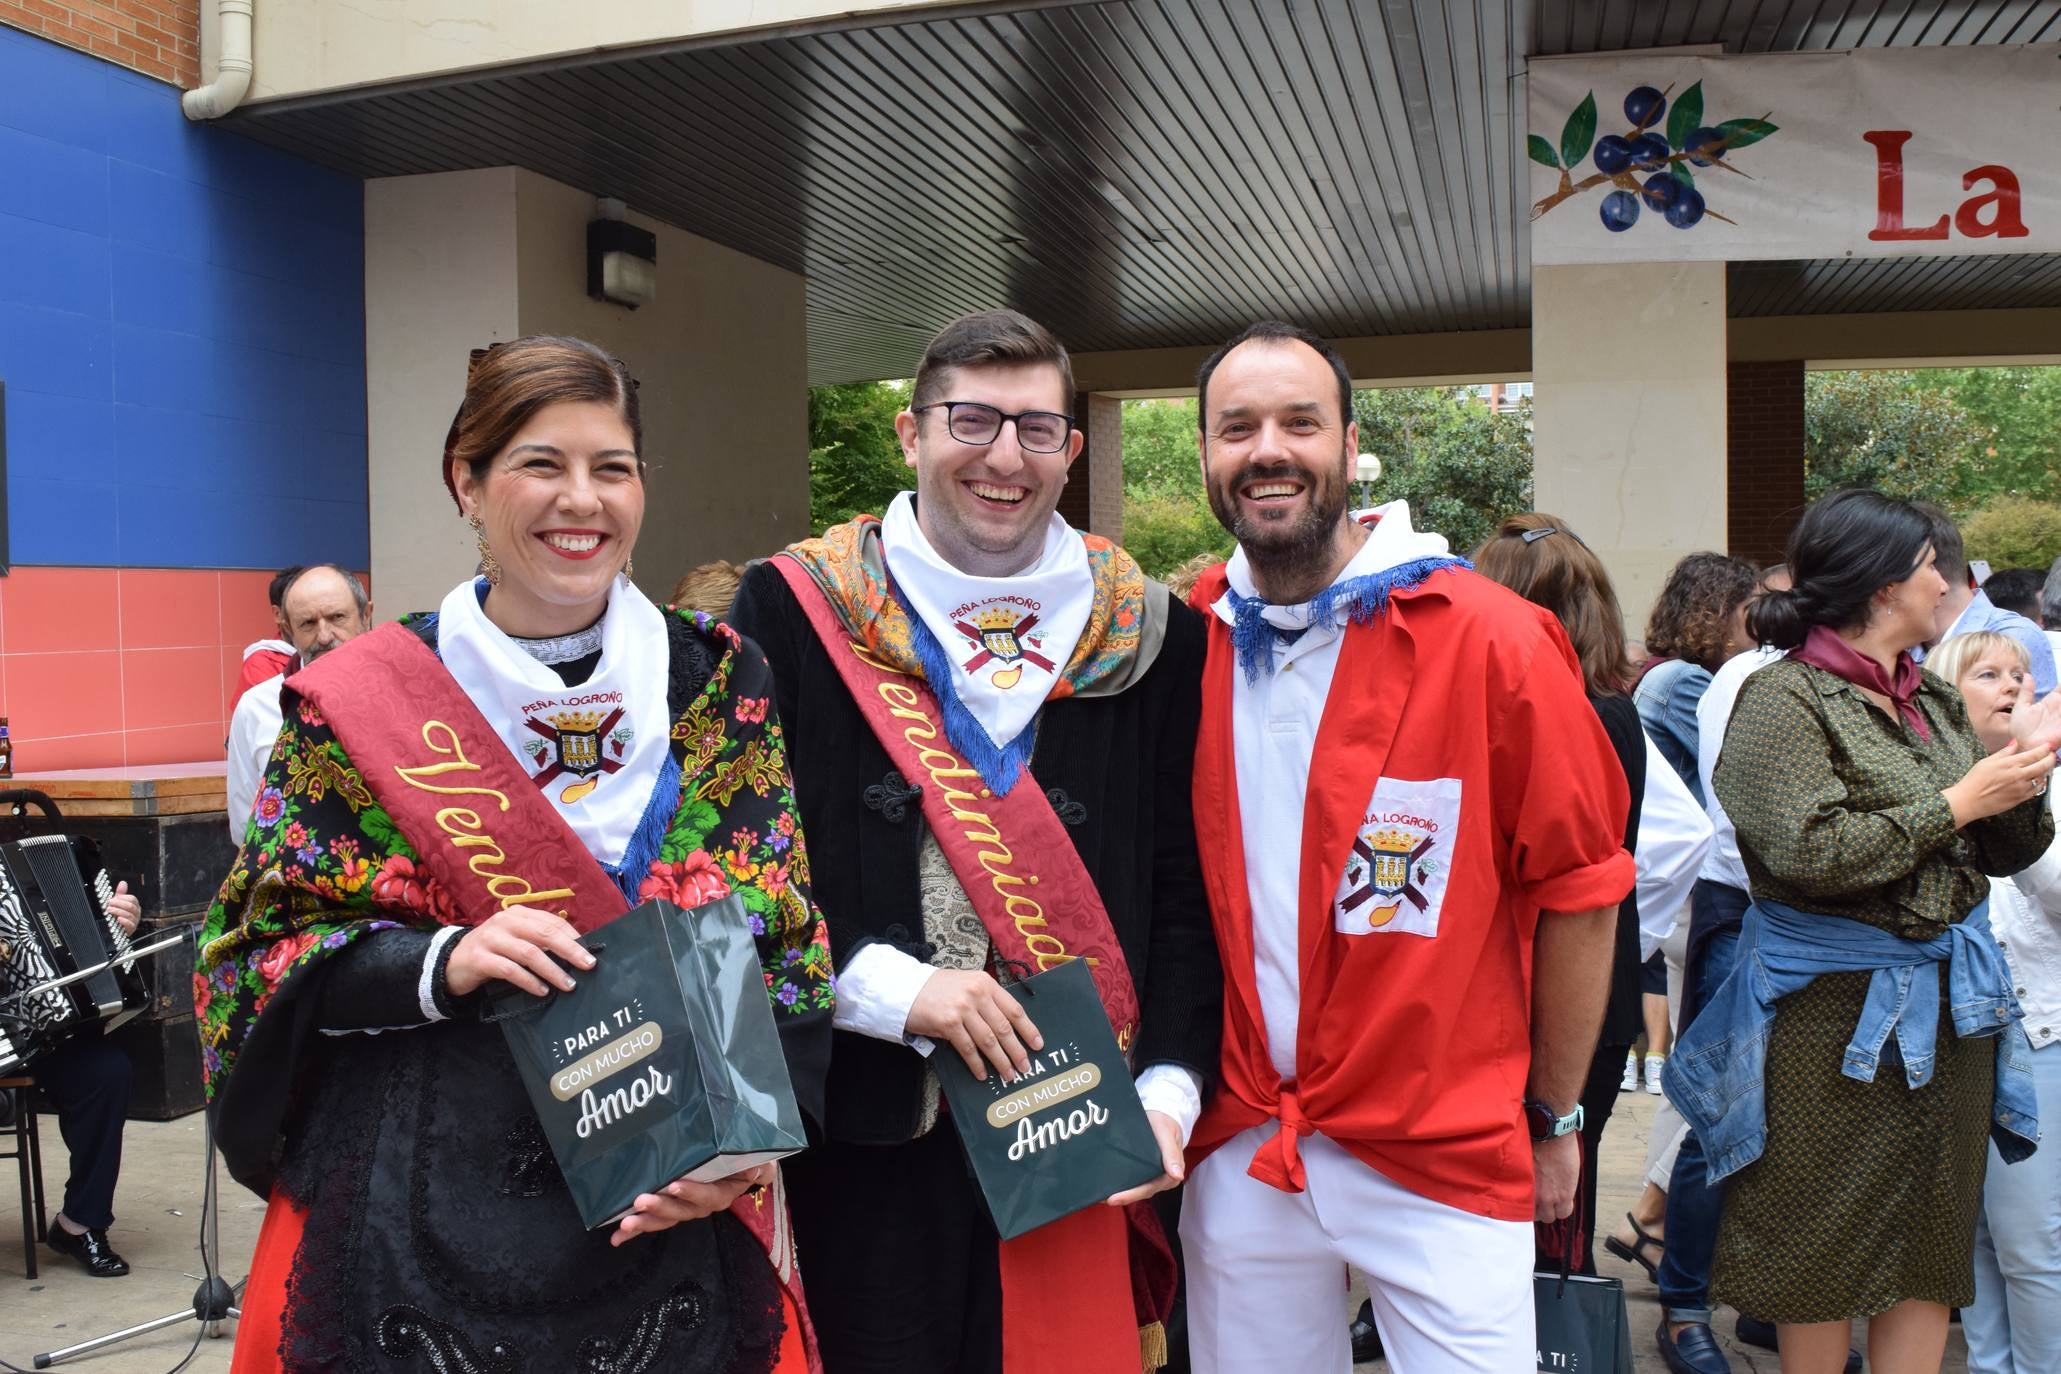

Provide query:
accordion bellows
left=0, top=834, right=149, bottom=1073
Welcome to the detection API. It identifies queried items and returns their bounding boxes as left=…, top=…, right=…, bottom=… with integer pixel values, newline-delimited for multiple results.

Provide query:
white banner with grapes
left=1527, top=44, right=2061, bottom=265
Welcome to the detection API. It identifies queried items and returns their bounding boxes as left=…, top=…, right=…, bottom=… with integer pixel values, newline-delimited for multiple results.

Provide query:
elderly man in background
left=225, top=564, right=373, bottom=836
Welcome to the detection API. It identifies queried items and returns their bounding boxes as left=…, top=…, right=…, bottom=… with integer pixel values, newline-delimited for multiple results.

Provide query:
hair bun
left=1747, top=585, right=1808, bottom=650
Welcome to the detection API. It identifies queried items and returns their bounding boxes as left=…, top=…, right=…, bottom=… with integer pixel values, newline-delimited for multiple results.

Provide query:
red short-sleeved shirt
left=1189, top=566, right=1633, bottom=1220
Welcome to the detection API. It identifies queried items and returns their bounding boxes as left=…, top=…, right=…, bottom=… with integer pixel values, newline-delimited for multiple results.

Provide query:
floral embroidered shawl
left=196, top=609, right=834, bottom=1114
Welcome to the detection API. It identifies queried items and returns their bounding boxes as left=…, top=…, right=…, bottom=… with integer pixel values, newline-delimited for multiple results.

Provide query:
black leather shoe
left=1349, top=1298, right=1382, bottom=1363
left=1656, top=1320, right=1731, bottom=1374
left=1735, top=1315, right=1860, bottom=1371
left=46, top=1225, right=129, bottom=1277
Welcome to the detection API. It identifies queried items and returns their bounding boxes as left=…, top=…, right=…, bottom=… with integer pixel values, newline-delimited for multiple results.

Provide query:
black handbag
left=491, top=894, right=807, bottom=1228
left=927, top=957, right=1163, bottom=1240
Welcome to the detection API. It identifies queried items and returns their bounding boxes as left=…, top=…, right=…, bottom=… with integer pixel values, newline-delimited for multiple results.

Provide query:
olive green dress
left=1709, top=657, right=2053, bottom=1322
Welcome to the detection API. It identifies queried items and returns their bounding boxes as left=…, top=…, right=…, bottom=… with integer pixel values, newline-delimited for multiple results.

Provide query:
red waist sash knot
left=1246, top=1084, right=1315, bottom=1193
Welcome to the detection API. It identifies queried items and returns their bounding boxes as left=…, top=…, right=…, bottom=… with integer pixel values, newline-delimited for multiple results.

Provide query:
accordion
left=0, top=835, right=148, bottom=1075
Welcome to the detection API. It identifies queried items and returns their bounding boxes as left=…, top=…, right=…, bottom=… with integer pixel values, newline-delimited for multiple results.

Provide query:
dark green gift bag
left=491, top=895, right=808, bottom=1229
left=1533, top=1270, right=1634, bottom=1374
left=926, top=957, right=1164, bottom=1240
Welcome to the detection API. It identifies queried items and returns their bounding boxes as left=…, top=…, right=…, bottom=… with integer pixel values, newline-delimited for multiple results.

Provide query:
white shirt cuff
left=1134, top=1063, right=1204, bottom=1148
left=419, top=925, right=467, bottom=1022
left=830, top=940, right=937, bottom=1043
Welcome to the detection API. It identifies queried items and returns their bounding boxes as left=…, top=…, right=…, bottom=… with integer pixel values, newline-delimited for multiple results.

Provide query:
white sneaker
left=1620, top=1051, right=1638, bottom=1092
left=1645, top=1054, right=1665, bottom=1095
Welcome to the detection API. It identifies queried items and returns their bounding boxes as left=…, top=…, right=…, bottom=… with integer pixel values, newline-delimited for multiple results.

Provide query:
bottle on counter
left=0, top=716, right=12, bottom=778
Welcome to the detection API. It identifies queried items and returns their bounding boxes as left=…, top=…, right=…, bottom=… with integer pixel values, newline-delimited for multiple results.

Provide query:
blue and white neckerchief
left=1219, top=501, right=1469, bottom=684
left=1226, top=558, right=1469, bottom=684
left=879, top=491, right=1094, bottom=797
left=436, top=574, right=672, bottom=871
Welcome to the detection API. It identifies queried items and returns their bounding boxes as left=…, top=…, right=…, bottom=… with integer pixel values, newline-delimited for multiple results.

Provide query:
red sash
left=290, top=622, right=824, bottom=1370
left=293, top=624, right=627, bottom=933
left=774, top=556, right=1159, bottom=1374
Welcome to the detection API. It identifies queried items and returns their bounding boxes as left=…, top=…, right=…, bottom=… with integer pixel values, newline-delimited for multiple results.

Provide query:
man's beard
left=1206, top=448, right=1352, bottom=590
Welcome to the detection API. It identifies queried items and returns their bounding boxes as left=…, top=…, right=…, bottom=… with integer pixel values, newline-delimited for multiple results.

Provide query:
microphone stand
left=0, top=933, right=244, bottom=1368
left=31, top=1110, right=242, bottom=1369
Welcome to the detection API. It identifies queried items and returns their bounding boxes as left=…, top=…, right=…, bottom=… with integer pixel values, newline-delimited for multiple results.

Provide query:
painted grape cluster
left=1529, top=81, right=1779, bottom=233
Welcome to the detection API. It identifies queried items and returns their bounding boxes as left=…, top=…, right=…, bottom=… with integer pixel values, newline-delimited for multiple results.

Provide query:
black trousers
left=785, top=1125, right=1002, bottom=1374
left=35, top=1032, right=130, bottom=1230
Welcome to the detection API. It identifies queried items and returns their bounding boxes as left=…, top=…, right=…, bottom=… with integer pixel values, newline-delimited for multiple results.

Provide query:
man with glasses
left=1177, top=321, right=1632, bottom=1372
left=731, top=309, right=1221, bottom=1373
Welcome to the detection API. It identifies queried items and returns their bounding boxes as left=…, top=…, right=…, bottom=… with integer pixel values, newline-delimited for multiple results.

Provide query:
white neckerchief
left=1211, top=500, right=1452, bottom=631
left=436, top=575, right=669, bottom=868
left=880, top=490, right=1094, bottom=752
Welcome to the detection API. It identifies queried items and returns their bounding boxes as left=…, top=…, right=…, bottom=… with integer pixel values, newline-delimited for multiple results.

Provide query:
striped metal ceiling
left=227, top=0, right=2061, bottom=383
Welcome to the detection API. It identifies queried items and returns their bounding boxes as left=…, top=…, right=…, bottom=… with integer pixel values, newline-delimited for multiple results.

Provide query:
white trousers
left=1183, top=1124, right=1535, bottom=1374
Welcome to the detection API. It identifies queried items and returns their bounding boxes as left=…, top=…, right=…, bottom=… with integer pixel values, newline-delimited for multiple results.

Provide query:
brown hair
left=668, top=560, right=746, bottom=618
left=442, top=335, right=643, bottom=511
left=911, top=310, right=1074, bottom=412
left=1473, top=513, right=1636, bottom=696
left=1645, top=552, right=1759, bottom=671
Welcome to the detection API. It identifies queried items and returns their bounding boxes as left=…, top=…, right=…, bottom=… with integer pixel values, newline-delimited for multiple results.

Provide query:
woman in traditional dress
left=1929, top=631, right=2061, bottom=1374
left=1678, top=489, right=2058, bottom=1374
left=197, top=336, right=834, bottom=1373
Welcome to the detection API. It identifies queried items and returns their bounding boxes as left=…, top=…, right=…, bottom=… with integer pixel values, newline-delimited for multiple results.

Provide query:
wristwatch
left=1523, top=1097, right=1584, bottom=1142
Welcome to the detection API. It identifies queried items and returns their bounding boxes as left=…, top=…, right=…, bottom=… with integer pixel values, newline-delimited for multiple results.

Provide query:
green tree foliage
left=1963, top=497, right=2061, bottom=573
left=808, top=381, right=913, bottom=533
left=1115, top=398, right=1231, bottom=578
left=1350, top=388, right=1534, bottom=556
left=1923, top=367, right=2061, bottom=503
left=1803, top=371, right=1992, bottom=512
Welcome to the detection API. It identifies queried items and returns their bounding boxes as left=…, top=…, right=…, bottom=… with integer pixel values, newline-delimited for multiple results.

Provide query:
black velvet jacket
left=730, top=560, right=1223, bottom=1145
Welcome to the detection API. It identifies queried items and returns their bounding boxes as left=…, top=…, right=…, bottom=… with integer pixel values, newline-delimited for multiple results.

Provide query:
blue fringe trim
left=894, top=588, right=1037, bottom=797
left=1230, top=555, right=1471, bottom=685
left=608, top=750, right=683, bottom=904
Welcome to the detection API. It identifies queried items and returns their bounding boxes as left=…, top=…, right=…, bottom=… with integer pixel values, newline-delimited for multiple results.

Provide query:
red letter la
left=1865, top=131, right=1948, bottom=241
left=1955, top=165, right=2028, bottom=238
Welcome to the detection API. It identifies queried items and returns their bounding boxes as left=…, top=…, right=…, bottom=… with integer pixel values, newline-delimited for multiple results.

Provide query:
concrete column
left=1057, top=390, right=1125, bottom=540
left=1727, top=359, right=1806, bottom=567
left=1085, top=392, right=1124, bottom=542
left=1532, top=262, right=1728, bottom=631
left=365, top=168, right=522, bottom=619
left=363, top=166, right=811, bottom=619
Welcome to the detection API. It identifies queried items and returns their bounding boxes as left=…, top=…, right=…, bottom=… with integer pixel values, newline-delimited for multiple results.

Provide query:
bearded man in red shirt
left=1179, top=321, right=1634, bottom=1373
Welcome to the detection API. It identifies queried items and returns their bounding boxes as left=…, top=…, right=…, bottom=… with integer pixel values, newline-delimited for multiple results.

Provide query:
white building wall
left=363, top=167, right=810, bottom=619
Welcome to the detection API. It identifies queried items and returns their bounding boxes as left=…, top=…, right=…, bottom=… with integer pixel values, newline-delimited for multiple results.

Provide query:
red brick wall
left=1727, top=359, right=1806, bottom=568
left=0, top=0, right=197, bottom=85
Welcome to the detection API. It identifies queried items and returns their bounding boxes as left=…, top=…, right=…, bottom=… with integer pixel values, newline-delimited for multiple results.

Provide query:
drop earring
left=468, top=513, right=502, bottom=587
left=623, top=552, right=635, bottom=580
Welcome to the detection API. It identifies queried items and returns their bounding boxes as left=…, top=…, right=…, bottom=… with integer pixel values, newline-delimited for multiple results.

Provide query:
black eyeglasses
left=912, top=401, right=1074, bottom=454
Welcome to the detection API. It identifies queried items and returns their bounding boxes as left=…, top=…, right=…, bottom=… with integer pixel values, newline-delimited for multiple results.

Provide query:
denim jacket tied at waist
left=1661, top=897, right=2038, bottom=1184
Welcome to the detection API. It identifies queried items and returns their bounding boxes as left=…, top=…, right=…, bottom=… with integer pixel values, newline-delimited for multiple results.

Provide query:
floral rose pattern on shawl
left=196, top=609, right=834, bottom=1097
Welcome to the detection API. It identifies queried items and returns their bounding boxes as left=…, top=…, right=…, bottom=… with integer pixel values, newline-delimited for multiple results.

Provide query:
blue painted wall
left=0, top=25, right=366, bottom=569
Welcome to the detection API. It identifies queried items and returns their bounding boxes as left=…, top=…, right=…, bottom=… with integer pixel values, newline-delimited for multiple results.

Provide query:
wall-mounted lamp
left=587, top=197, right=657, bottom=309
